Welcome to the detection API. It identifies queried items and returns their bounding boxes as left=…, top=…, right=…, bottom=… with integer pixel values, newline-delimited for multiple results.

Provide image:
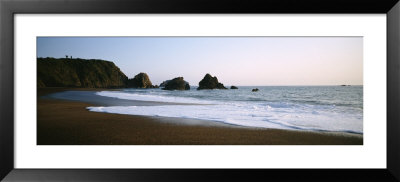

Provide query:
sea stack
left=230, top=86, right=238, bottom=89
left=161, top=77, right=190, bottom=90
left=127, top=72, right=157, bottom=88
left=252, top=88, right=259, bottom=92
left=197, top=73, right=227, bottom=90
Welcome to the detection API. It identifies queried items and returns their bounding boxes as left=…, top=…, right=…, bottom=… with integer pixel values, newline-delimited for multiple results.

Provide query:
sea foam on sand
left=88, top=90, right=363, bottom=134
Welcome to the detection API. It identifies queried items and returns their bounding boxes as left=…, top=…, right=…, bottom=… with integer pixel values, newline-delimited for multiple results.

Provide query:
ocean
left=85, top=86, right=363, bottom=134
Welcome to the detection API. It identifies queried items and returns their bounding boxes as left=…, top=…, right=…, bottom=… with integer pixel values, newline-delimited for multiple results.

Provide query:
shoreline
left=37, top=87, right=363, bottom=145
left=42, top=88, right=210, bottom=106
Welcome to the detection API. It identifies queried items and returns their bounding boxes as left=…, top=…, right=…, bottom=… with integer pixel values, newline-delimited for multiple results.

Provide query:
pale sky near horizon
left=37, top=37, right=363, bottom=86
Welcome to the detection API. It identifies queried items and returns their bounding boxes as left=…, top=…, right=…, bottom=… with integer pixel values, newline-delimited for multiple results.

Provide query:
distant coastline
left=38, top=57, right=362, bottom=89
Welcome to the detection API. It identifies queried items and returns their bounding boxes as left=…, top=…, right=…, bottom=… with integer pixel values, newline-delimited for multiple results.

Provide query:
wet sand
left=37, top=88, right=363, bottom=145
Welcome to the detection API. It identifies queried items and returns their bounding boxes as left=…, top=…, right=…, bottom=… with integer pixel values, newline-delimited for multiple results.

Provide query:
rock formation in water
left=230, top=86, right=238, bottom=89
left=160, top=80, right=171, bottom=87
left=127, top=72, right=157, bottom=88
left=197, top=73, right=227, bottom=90
left=252, top=88, right=259, bottom=92
left=37, top=57, right=128, bottom=88
left=161, top=77, right=190, bottom=90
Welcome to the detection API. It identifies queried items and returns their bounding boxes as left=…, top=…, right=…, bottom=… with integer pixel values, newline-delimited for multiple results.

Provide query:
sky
left=37, top=37, right=363, bottom=86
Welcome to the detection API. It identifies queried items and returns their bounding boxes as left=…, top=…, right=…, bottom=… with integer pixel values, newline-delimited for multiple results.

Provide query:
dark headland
left=37, top=57, right=128, bottom=88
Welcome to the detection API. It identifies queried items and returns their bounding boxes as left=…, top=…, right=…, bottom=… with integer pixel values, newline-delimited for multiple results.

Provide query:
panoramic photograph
left=37, top=37, right=363, bottom=145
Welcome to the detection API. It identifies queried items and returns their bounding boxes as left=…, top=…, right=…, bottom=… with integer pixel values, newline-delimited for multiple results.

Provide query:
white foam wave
left=87, top=103, right=363, bottom=134
left=96, top=91, right=211, bottom=104
left=90, top=90, right=363, bottom=134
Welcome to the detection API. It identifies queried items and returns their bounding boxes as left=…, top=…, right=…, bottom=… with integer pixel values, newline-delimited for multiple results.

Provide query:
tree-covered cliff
left=37, top=57, right=128, bottom=88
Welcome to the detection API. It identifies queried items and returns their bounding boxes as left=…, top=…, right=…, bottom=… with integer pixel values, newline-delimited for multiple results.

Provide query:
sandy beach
left=37, top=88, right=363, bottom=145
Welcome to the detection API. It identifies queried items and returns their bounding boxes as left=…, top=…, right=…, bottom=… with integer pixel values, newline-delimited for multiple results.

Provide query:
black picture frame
left=1, top=0, right=399, bottom=181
